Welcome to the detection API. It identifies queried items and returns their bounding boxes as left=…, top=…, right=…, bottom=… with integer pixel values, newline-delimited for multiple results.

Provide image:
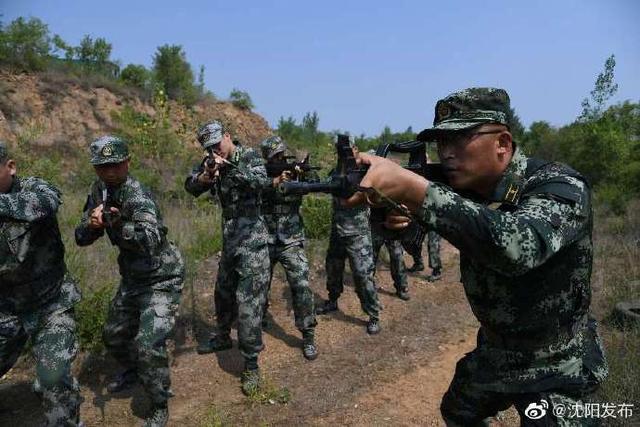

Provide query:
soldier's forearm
left=74, top=221, right=104, bottom=246
left=184, top=175, right=214, bottom=197
left=116, top=221, right=163, bottom=255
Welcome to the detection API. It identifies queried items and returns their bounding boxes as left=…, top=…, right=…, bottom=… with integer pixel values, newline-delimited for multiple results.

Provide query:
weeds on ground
left=591, top=200, right=640, bottom=420
left=199, top=406, right=229, bottom=427
left=245, top=375, right=292, bottom=406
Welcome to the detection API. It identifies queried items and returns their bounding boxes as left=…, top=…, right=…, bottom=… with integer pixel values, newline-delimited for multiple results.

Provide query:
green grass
left=591, top=200, right=640, bottom=423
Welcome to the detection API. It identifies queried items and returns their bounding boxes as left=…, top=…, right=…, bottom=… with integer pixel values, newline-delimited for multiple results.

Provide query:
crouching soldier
left=0, top=141, right=82, bottom=426
left=75, top=136, right=184, bottom=427
left=260, top=136, right=318, bottom=360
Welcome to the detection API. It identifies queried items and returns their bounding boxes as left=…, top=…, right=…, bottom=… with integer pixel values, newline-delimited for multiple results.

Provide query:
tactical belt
left=481, top=316, right=587, bottom=351
left=262, top=204, right=300, bottom=215
left=222, top=206, right=261, bottom=219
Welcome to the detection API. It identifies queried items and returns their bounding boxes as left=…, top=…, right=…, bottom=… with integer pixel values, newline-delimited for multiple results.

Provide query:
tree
left=579, top=54, right=618, bottom=121
left=302, top=111, right=320, bottom=144
left=507, top=107, right=525, bottom=141
left=0, top=17, right=51, bottom=72
left=153, top=44, right=196, bottom=104
left=52, top=34, right=74, bottom=60
left=277, top=116, right=300, bottom=143
left=73, top=35, right=116, bottom=76
left=380, top=126, right=392, bottom=143
left=120, top=64, right=150, bottom=89
left=520, top=121, right=557, bottom=159
left=77, top=35, right=112, bottom=64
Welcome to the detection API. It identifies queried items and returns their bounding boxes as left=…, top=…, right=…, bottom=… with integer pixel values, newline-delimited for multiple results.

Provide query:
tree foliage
left=580, top=54, right=618, bottom=121
left=153, top=44, right=196, bottom=105
left=0, top=17, right=51, bottom=72
left=120, top=64, right=151, bottom=89
left=521, top=55, right=639, bottom=213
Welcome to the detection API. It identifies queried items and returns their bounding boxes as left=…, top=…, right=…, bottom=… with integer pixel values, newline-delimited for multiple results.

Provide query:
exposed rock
left=0, top=71, right=271, bottom=148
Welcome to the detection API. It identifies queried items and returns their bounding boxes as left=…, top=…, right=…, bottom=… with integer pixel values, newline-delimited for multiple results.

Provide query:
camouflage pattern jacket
left=331, top=196, right=371, bottom=237
left=184, top=144, right=271, bottom=251
left=418, top=147, right=607, bottom=392
left=262, top=170, right=318, bottom=247
left=0, top=177, right=77, bottom=312
left=75, top=176, right=184, bottom=288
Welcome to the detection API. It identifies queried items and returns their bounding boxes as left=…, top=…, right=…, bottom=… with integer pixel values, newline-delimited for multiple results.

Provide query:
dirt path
left=0, top=241, right=511, bottom=426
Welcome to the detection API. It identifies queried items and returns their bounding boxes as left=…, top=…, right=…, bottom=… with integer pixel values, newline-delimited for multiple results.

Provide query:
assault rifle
left=101, top=187, right=120, bottom=227
left=279, top=134, right=368, bottom=198
left=265, top=154, right=321, bottom=178
left=280, top=134, right=446, bottom=250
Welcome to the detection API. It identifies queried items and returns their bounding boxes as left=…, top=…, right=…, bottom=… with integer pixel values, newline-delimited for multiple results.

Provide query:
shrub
left=301, top=195, right=332, bottom=239
left=120, top=63, right=151, bottom=89
left=229, top=88, right=254, bottom=110
left=76, top=284, right=113, bottom=351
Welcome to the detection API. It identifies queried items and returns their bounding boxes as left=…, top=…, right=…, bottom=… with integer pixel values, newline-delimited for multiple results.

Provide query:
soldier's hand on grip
left=89, top=204, right=106, bottom=229
left=343, top=153, right=429, bottom=214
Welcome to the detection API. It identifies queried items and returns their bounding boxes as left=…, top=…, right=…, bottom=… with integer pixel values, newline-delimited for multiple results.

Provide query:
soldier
left=405, top=151, right=443, bottom=281
left=316, top=136, right=382, bottom=335
left=371, top=227, right=410, bottom=300
left=0, top=141, right=82, bottom=426
left=345, top=88, right=608, bottom=426
left=185, top=121, right=271, bottom=395
left=405, top=231, right=442, bottom=282
left=75, top=136, right=184, bottom=427
left=259, top=136, right=318, bottom=360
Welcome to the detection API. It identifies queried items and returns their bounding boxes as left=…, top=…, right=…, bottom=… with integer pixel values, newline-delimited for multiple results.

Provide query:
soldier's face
left=0, top=159, right=17, bottom=193
left=436, top=125, right=512, bottom=196
left=212, top=133, right=234, bottom=159
left=270, top=152, right=285, bottom=163
left=94, top=159, right=130, bottom=187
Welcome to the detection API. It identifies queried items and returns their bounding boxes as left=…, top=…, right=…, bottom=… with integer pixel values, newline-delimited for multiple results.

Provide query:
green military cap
left=417, top=87, right=511, bottom=141
left=89, top=135, right=130, bottom=165
left=0, top=140, right=8, bottom=162
left=260, top=136, right=286, bottom=159
left=197, top=121, right=225, bottom=149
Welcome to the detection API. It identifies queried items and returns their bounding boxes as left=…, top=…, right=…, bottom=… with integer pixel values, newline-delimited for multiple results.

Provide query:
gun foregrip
left=280, top=181, right=341, bottom=195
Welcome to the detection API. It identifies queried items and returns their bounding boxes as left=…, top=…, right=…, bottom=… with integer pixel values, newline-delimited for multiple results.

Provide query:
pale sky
left=3, top=0, right=639, bottom=136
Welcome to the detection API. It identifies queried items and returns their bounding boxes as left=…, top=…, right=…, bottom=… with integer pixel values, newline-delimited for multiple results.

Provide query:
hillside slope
left=0, top=71, right=272, bottom=148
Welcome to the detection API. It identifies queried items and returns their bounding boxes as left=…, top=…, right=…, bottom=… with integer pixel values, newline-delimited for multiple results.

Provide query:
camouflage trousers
left=427, top=231, right=442, bottom=270
left=0, top=278, right=81, bottom=426
left=103, top=279, right=182, bottom=406
left=441, top=344, right=602, bottom=426
left=325, top=231, right=380, bottom=320
left=267, top=242, right=317, bottom=332
left=371, top=232, right=408, bottom=293
left=214, top=241, right=270, bottom=361
left=407, top=231, right=442, bottom=270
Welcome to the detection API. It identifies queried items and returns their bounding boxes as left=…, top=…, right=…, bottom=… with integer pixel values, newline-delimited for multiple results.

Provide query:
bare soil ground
left=0, top=241, right=520, bottom=426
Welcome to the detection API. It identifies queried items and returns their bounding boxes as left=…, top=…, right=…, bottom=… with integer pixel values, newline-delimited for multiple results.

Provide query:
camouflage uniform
left=75, top=136, right=185, bottom=411
left=185, top=131, right=271, bottom=367
left=0, top=155, right=81, bottom=426
left=371, top=229, right=408, bottom=295
left=415, top=88, right=607, bottom=426
left=260, top=138, right=317, bottom=334
left=325, top=197, right=380, bottom=320
left=425, top=231, right=442, bottom=272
